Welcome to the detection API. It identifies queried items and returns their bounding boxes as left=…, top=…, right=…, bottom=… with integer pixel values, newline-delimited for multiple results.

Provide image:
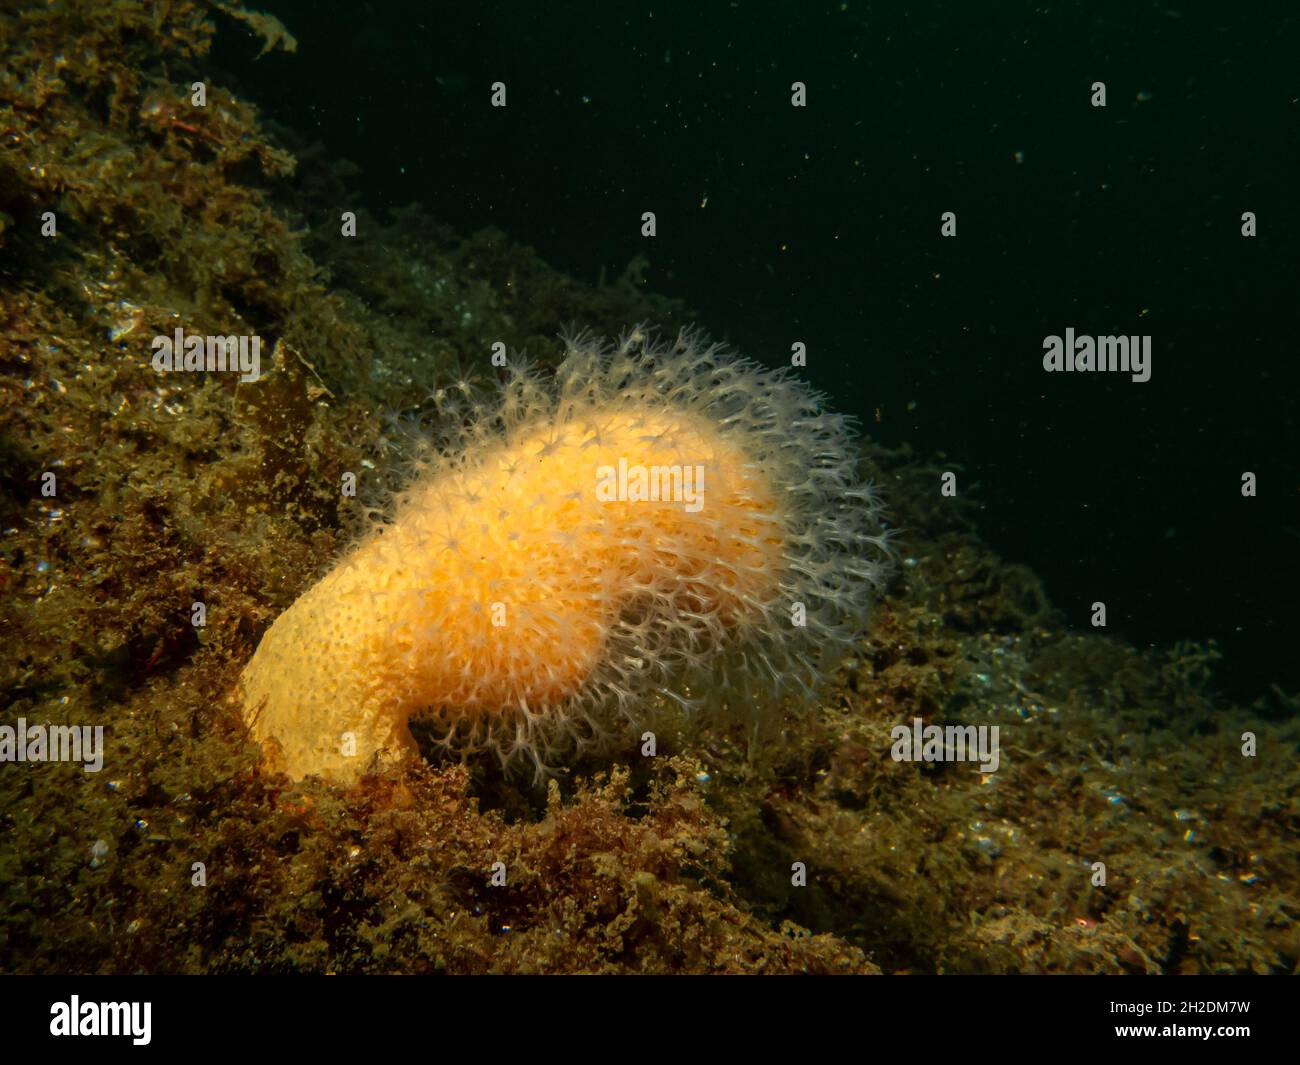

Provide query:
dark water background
left=215, top=1, right=1299, bottom=704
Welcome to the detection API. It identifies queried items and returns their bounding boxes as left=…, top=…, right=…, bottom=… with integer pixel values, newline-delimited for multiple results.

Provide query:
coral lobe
left=240, top=329, right=889, bottom=782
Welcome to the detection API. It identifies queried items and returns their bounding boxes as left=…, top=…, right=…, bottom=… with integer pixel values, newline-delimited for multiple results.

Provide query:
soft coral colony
left=239, top=328, right=891, bottom=783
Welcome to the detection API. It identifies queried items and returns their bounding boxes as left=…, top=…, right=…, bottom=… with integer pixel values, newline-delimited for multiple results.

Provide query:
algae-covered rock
left=1, top=1, right=1295, bottom=976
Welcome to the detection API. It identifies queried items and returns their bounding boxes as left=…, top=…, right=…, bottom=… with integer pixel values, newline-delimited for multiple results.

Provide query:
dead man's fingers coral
left=239, top=327, right=891, bottom=783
